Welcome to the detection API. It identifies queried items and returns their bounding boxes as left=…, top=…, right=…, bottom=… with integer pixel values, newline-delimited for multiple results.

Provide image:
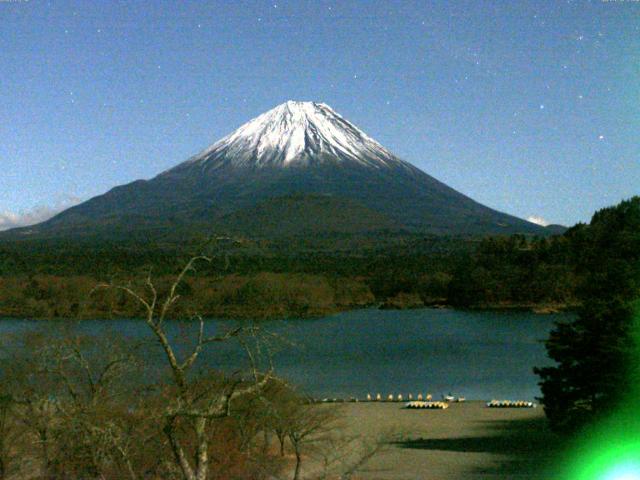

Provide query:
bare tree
left=322, top=432, right=392, bottom=480
left=260, top=381, right=301, bottom=457
left=0, top=332, right=62, bottom=479
left=0, top=394, right=15, bottom=479
left=0, top=251, right=392, bottom=480
left=96, top=255, right=274, bottom=480
left=286, top=405, right=337, bottom=480
left=266, top=399, right=393, bottom=480
left=48, top=336, right=146, bottom=480
left=0, top=328, right=152, bottom=480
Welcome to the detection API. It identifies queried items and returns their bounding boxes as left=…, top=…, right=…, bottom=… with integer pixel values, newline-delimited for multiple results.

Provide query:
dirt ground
left=314, top=401, right=559, bottom=480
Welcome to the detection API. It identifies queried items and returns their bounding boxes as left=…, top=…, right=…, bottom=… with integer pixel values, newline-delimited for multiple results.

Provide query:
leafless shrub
left=0, top=253, right=390, bottom=480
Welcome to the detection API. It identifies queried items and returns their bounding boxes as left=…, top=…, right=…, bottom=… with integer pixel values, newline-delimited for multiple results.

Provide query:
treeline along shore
left=0, top=220, right=598, bottom=320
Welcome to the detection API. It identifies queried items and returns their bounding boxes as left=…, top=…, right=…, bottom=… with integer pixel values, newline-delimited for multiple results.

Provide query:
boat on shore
left=443, top=394, right=465, bottom=402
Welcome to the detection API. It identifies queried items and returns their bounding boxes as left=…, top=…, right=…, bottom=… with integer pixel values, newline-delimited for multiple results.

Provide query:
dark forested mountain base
left=0, top=227, right=584, bottom=319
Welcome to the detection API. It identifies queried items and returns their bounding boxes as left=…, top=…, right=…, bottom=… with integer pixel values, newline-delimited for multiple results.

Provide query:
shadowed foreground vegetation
left=0, top=328, right=375, bottom=479
left=0, top=257, right=389, bottom=480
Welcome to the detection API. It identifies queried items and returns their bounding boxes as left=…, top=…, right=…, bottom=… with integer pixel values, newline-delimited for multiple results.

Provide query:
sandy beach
left=314, top=401, right=558, bottom=480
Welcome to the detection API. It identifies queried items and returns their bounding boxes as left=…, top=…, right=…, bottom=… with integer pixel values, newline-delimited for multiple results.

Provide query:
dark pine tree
left=535, top=197, right=640, bottom=432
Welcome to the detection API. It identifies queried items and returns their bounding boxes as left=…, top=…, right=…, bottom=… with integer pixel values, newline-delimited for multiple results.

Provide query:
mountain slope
left=6, top=101, right=544, bottom=239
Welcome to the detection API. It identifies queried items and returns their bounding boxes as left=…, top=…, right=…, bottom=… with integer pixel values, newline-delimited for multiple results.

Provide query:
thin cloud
left=0, top=196, right=81, bottom=231
left=527, top=215, right=550, bottom=227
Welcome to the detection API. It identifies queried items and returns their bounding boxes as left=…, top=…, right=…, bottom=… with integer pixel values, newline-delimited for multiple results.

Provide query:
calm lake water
left=0, top=308, right=569, bottom=401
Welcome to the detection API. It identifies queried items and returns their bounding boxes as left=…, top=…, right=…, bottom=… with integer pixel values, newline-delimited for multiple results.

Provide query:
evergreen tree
left=535, top=197, right=640, bottom=431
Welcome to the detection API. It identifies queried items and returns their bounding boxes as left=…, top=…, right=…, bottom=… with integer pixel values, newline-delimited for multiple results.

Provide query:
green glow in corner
left=602, top=462, right=640, bottom=480
left=568, top=439, right=640, bottom=480
left=561, top=305, right=640, bottom=480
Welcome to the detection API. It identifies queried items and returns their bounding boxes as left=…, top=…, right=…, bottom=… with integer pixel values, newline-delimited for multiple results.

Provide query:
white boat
left=443, top=394, right=465, bottom=402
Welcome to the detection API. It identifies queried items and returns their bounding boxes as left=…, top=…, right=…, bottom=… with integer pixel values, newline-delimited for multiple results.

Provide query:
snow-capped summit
left=175, top=101, right=407, bottom=171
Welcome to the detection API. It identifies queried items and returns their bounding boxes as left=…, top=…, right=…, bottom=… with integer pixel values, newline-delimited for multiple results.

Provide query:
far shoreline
left=0, top=302, right=577, bottom=322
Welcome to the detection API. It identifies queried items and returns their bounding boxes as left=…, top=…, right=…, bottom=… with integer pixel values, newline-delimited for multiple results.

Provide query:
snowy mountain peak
left=179, top=101, right=407, bottom=170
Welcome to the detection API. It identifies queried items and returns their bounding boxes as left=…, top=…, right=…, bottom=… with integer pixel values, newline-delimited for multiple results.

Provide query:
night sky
left=2, top=0, right=638, bottom=230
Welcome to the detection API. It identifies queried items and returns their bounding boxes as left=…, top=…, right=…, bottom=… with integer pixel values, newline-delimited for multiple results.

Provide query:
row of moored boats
left=485, top=400, right=536, bottom=408
left=315, top=395, right=536, bottom=408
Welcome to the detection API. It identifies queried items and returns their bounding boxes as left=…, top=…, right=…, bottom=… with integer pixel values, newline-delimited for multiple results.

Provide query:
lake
left=0, top=308, right=568, bottom=401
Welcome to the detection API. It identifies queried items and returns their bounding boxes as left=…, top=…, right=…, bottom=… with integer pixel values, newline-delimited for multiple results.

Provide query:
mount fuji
left=10, top=101, right=545, bottom=239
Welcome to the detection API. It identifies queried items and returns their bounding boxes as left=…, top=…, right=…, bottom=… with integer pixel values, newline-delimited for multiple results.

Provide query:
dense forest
left=0, top=215, right=592, bottom=320
left=536, top=196, right=640, bottom=432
